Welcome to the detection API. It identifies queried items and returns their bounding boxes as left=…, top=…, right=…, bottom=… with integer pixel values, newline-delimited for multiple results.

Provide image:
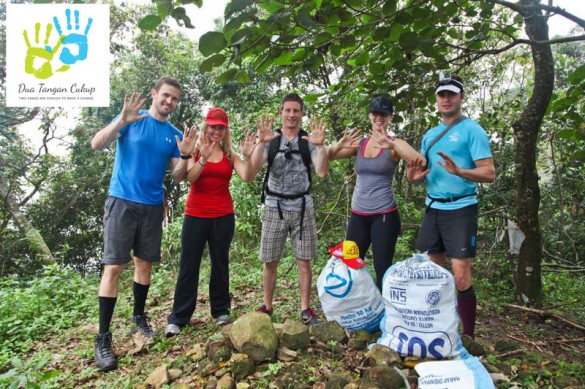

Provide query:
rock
left=229, top=353, right=254, bottom=381
left=204, top=377, right=218, bottom=389
left=325, top=371, right=352, bottom=389
left=229, top=312, right=278, bottom=362
left=144, top=364, right=169, bottom=388
left=276, top=346, right=298, bottom=362
left=362, top=365, right=404, bottom=388
left=168, top=368, right=182, bottom=380
left=215, top=367, right=229, bottom=377
left=363, top=344, right=401, bottom=367
left=187, top=343, right=207, bottom=362
left=208, top=336, right=233, bottom=363
left=461, top=335, right=486, bottom=356
left=236, top=384, right=250, bottom=389
left=280, top=319, right=310, bottom=350
left=309, top=321, right=348, bottom=344
left=216, top=373, right=235, bottom=389
left=198, top=360, right=217, bottom=378
left=494, top=340, right=518, bottom=353
left=347, top=330, right=371, bottom=350
left=221, top=323, right=233, bottom=338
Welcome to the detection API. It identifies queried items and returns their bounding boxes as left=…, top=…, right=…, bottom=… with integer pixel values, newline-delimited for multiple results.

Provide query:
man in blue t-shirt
left=90, top=76, right=196, bottom=371
left=407, top=75, right=496, bottom=340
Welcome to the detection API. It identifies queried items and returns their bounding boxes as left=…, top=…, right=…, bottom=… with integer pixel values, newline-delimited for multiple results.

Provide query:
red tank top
left=185, top=153, right=234, bottom=218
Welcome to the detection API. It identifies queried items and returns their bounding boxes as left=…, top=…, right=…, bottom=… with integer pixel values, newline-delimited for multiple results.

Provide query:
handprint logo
left=53, top=9, right=93, bottom=65
left=23, top=23, right=70, bottom=79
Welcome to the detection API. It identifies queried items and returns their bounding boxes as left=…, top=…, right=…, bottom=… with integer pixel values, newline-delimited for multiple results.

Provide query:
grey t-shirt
left=351, top=138, right=398, bottom=214
left=264, top=135, right=317, bottom=211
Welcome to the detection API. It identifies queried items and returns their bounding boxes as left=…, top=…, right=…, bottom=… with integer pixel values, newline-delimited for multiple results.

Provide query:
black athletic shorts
left=101, top=196, right=164, bottom=265
left=416, top=204, right=478, bottom=259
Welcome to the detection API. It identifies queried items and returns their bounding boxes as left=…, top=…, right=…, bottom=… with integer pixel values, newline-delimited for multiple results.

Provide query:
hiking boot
left=165, top=323, right=181, bottom=338
left=215, top=314, right=232, bottom=326
left=94, top=332, right=118, bottom=371
left=301, top=308, right=319, bottom=325
left=257, top=304, right=273, bottom=316
left=130, top=314, right=155, bottom=338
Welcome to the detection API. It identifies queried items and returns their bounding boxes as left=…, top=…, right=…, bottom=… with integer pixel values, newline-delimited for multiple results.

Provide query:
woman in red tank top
left=165, top=108, right=256, bottom=336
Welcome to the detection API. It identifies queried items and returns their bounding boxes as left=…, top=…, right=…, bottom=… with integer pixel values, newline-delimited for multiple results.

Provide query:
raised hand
left=23, top=23, right=70, bottom=79
left=53, top=9, right=93, bottom=65
left=176, top=124, right=198, bottom=156
left=407, top=158, right=429, bottom=182
left=436, top=151, right=461, bottom=176
left=303, top=116, right=326, bottom=146
left=239, top=131, right=257, bottom=159
left=338, top=127, right=362, bottom=149
left=120, top=93, right=148, bottom=125
left=198, top=133, right=215, bottom=161
left=370, top=130, right=395, bottom=149
left=255, top=113, right=279, bottom=143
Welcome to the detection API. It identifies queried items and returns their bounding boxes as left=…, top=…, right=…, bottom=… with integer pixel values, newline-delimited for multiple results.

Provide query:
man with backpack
left=249, top=93, right=329, bottom=324
left=407, top=74, right=495, bottom=339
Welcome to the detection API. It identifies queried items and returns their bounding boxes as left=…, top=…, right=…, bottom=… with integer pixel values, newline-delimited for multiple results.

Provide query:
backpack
left=261, top=128, right=312, bottom=203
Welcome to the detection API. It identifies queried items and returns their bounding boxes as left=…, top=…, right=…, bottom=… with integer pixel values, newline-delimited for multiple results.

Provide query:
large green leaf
left=199, top=54, right=227, bottom=73
left=138, top=15, right=162, bottom=31
left=199, top=32, right=228, bottom=57
left=273, top=51, right=293, bottom=65
left=568, top=65, right=585, bottom=84
left=157, top=0, right=172, bottom=18
left=217, top=68, right=238, bottom=84
left=398, top=31, right=419, bottom=50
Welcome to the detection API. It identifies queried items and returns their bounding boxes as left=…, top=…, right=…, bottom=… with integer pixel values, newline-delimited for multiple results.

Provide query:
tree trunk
left=512, top=0, right=555, bottom=306
left=0, top=160, right=55, bottom=265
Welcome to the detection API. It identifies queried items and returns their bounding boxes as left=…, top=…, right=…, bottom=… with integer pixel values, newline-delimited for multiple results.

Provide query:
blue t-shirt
left=420, top=118, right=492, bottom=210
left=109, top=110, right=181, bottom=205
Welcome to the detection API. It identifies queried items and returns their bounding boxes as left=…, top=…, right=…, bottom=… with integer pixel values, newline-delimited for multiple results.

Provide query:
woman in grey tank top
left=327, top=96, right=426, bottom=290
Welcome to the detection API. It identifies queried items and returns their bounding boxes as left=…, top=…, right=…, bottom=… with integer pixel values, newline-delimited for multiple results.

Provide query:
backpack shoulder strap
left=261, top=129, right=282, bottom=203
left=297, top=129, right=312, bottom=170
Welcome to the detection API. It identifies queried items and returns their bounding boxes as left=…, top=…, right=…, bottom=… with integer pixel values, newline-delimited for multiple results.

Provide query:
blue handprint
left=53, top=9, right=93, bottom=65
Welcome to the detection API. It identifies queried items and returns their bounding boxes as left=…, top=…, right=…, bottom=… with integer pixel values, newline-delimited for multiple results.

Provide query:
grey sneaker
left=94, top=332, right=118, bottom=371
left=215, top=314, right=231, bottom=326
left=165, top=323, right=181, bottom=338
left=130, top=314, right=155, bottom=338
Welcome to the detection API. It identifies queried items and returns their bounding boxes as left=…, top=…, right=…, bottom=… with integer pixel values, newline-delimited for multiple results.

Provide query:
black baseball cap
left=370, top=96, right=393, bottom=115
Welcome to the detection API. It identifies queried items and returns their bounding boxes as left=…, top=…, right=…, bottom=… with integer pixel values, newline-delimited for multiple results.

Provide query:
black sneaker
left=94, top=332, right=118, bottom=371
left=130, top=314, right=155, bottom=338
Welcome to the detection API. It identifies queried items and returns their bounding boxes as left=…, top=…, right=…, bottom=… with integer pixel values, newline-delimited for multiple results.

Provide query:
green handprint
left=23, top=23, right=70, bottom=79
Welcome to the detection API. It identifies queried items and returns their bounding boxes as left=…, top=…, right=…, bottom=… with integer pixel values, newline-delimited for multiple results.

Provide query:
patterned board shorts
left=259, top=206, right=317, bottom=262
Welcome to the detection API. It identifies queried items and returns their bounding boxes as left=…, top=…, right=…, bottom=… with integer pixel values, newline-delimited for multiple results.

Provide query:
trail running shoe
left=94, top=331, right=118, bottom=372
left=130, top=314, right=155, bottom=338
left=215, top=314, right=232, bottom=326
left=301, top=308, right=319, bottom=325
left=165, top=323, right=181, bottom=338
left=257, top=304, right=273, bottom=316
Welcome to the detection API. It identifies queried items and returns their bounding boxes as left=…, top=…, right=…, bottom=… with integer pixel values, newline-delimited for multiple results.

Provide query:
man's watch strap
left=180, top=154, right=192, bottom=160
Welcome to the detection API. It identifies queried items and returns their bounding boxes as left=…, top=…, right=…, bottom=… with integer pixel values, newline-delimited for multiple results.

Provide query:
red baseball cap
left=329, top=241, right=366, bottom=269
left=205, top=107, right=229, bottom=127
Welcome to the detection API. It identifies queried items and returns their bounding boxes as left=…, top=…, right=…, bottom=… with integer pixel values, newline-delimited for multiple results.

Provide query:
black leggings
left=346, top=210, right=401, bottom=291
left=167, top=213, right=234, bottom=326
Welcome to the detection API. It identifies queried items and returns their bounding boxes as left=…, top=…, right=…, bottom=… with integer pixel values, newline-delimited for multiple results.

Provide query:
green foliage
left=0, top=354, right=61, bottom=389
left=0, top=265, right=97, bottom=370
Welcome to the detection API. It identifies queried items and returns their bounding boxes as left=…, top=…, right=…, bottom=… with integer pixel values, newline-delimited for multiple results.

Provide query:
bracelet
left=180, top=154, right=192, bottom=160
left=198, top=160, right=206, bottom=167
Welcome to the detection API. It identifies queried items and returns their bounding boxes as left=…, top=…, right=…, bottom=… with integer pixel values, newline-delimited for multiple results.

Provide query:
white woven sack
left=415, top=357, right=495, bottom=389
left=317, top=256, right=384, bottom=332
left=377, top=253, right=468, bottom=359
